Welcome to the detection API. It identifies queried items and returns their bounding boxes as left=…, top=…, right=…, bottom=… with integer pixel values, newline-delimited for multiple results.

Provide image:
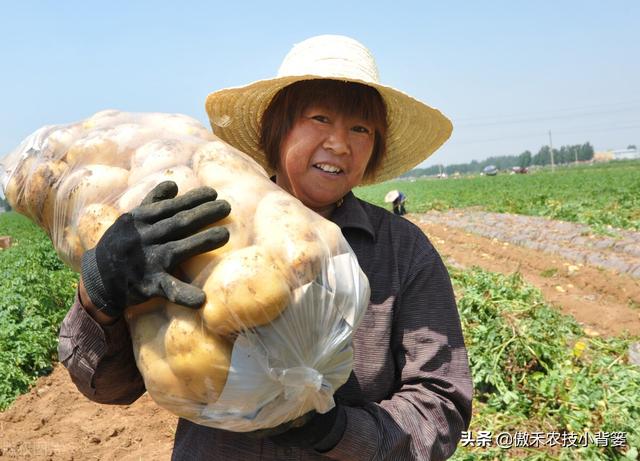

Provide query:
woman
left=59, top=35, right=472, bottom=460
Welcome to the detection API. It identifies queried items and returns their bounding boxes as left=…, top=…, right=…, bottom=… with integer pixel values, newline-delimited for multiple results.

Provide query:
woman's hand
left=246, top=404, right=346, bottom=452
left=80, top=181, right=230, bottom=320
left=268, top=404, right=346, bottom=451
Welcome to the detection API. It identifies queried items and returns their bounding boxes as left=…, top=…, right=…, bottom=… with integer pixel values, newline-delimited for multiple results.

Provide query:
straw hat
left=384, top=190, right=401, bottom=203
left=205, top=35, right=452, bottom=184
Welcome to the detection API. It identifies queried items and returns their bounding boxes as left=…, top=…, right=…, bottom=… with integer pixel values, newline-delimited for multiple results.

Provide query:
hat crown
left=277, top=35, right=380, bottom=84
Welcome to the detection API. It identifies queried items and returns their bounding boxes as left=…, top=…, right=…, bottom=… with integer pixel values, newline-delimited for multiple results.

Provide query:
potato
left=180, top=214, right=251, bottom=284
left=201, top=246, right=290, bottom=335
left=117, top=166, right=200, bottom=212
left=164, top=308, right=232, bottom=401
left=192, top=140, right=267, bottom=188
left=131, top=312, right=203, bottom=411
left=60, top=225, right=84, bottom=269
left=76, top=203, right=121, bottom=250
left=65, top=134, right=123, bottom=167
left=313, top=217, right=343, bottom=256
left=42, top=125, right=82, bottom=159
left=254, top=191, right=325, bottom=285
left=4, top=156, right=36, bottom=216
left=22, top=160, right=68, bottom=231
left=125, top=297, right=166, bottom=321
left=129, top=139, right=198, bottom=185
left=108, top=123, right=157, bottom=152
left=57, top=165, right=129, bottom=223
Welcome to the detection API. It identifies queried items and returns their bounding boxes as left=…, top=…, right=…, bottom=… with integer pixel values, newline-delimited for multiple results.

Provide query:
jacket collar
left=329, top=191, right=375, bottom=240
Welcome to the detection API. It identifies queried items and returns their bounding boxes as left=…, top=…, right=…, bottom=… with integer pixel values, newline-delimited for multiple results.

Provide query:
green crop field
left=450, top=268, right=639, bottom=460
left=0, top=212, right=78, bottom=410
left=355, top=160, right=640, bottom=232
left=0, top=205, right=638, bottom=458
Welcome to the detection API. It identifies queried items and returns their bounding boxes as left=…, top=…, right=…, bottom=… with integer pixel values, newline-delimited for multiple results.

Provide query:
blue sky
left=1, top=1, right=638, bottom=172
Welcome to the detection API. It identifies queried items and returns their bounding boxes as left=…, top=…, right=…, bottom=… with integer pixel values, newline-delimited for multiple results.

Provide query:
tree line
left=403, top=142, right=594, bottom=177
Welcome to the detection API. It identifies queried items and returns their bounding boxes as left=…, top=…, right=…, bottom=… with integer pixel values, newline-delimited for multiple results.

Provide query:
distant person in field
left=393, top=191, right=407, bottom=215
left=385, top=189, right=407, bottom=215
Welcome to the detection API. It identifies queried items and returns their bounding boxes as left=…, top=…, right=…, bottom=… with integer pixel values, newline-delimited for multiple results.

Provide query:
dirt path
left=1, top=210, right=639, bottom=460
left=410, top=210, right=640, bottom=337
left=0, top=365, right=176, bottom=460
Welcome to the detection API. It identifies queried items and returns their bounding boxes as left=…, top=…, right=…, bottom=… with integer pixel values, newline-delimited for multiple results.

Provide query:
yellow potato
left=22, top=160, right=69, bottom=231
left=125, top=297, right=166, bottom=321
left=130, top=311, right=167, bottom=348
left=117, top=166, right=200, bottom=212
left=108, top=123, right=157, bottom=152
left=180, top=213, right=252, bottom=284
left=214, top=177, right=269, bottom=220
left=42, top=125, right=82, bottom=159
left=3, top=156, right=36, bottom=216
left=254, top=191, right=325, bottom=285
left=313, top=217, right=343, bottom=256
left=131, top=312, right=202, bottom=410
left=60, top=225, right=84, bottom=270
left=129, top=139, right=198, bottom=185
left=76, top=203, right=121, bottom=250
left=201, top=245, right=290, bottom=335
left=57, top=164, right=129, bottom=222
left=192, top=141, right=267, bottom=189
left=164, top=308, right=232, bottom=401
left=65, top=135, right=123, bottom=167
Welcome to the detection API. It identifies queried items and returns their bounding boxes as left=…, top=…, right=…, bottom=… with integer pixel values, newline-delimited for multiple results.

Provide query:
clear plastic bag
left=0, top=110, right=370, bottom=431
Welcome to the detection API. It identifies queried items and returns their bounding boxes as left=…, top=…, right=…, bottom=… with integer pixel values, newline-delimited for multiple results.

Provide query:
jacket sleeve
left=319, top=245, right=473, bottom=460
left=58, top=292, right=146, bottom=404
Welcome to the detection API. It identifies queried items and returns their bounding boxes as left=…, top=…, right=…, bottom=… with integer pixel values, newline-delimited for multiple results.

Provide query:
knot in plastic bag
left=278, top=367, right=323, bottom=401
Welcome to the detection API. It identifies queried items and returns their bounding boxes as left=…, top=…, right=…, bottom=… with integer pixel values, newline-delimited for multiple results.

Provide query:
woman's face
left=276, top=104, right=375, bottom=216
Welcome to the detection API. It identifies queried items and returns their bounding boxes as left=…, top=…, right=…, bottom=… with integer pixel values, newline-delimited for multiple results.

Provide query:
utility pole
left=548, top=130, right=555, bottom=172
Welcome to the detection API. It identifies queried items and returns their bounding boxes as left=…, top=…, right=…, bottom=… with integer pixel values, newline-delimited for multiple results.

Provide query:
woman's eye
left=311, top=115, right=329, bottom=123
left=352, top=125, right=371, bottom=134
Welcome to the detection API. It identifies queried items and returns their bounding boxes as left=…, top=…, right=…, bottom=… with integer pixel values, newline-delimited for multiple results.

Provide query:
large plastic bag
left=0, top=110, right=370, bottom=431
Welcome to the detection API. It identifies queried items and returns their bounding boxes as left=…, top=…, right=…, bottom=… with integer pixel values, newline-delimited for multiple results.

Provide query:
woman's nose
left=323, top=126, right=349, bottom=155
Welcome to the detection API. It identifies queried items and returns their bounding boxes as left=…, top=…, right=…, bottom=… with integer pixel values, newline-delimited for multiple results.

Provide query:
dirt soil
left=411, top=210, right=640, bottom=337
left=1, top=210, right=639, bottom=460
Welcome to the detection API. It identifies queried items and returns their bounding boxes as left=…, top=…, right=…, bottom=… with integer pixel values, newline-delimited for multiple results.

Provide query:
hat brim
left=384, top=190, right=400, bottom=203
left=205, top=75, right=452, bottom=184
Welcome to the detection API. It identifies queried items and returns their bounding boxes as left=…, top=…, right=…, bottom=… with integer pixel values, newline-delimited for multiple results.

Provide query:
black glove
left=270, top=404, right=347, bottom=451
left=248, top=404, right=347, bottom=452
left=81, top=181, right=230, bottom=318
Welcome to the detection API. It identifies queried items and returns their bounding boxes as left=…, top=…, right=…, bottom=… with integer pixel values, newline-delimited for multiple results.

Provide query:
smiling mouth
left=313, top=163, right=343, bottom=174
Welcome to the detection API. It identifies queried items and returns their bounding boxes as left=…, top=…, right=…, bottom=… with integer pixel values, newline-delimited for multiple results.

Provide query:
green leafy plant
left=0, top=212, right=78, bottom=410
left=450, top=267, right=639, bottom=460
left=356, top=160, right=640, bottom=232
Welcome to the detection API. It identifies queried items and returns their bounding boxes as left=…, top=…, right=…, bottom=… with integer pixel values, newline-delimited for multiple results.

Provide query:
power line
left=454, top=99, right=640, bottom=123
left=453, top=122, right=640, bottom=145
left=456, top=107, right=640, bottom=128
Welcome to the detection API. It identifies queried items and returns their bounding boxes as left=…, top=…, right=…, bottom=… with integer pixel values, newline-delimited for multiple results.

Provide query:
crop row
left=450, top=268, right=639, bottom=460
left=0, top=212, right=78, bottom=410
left=0, top=213, right=638, bottom=459
left=356, top=160, right=640, bottom=232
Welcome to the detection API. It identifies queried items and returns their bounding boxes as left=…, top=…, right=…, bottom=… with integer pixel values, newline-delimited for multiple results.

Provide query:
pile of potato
left=1, top=110, right=368, bottom=430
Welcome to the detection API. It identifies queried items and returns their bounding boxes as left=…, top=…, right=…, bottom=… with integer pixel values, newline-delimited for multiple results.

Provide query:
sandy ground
left=1, top=210, right=639, bottom=460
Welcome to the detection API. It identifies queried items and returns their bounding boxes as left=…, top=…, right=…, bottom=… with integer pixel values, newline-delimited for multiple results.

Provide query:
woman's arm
left=58, top=281, right=146, bottom=404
